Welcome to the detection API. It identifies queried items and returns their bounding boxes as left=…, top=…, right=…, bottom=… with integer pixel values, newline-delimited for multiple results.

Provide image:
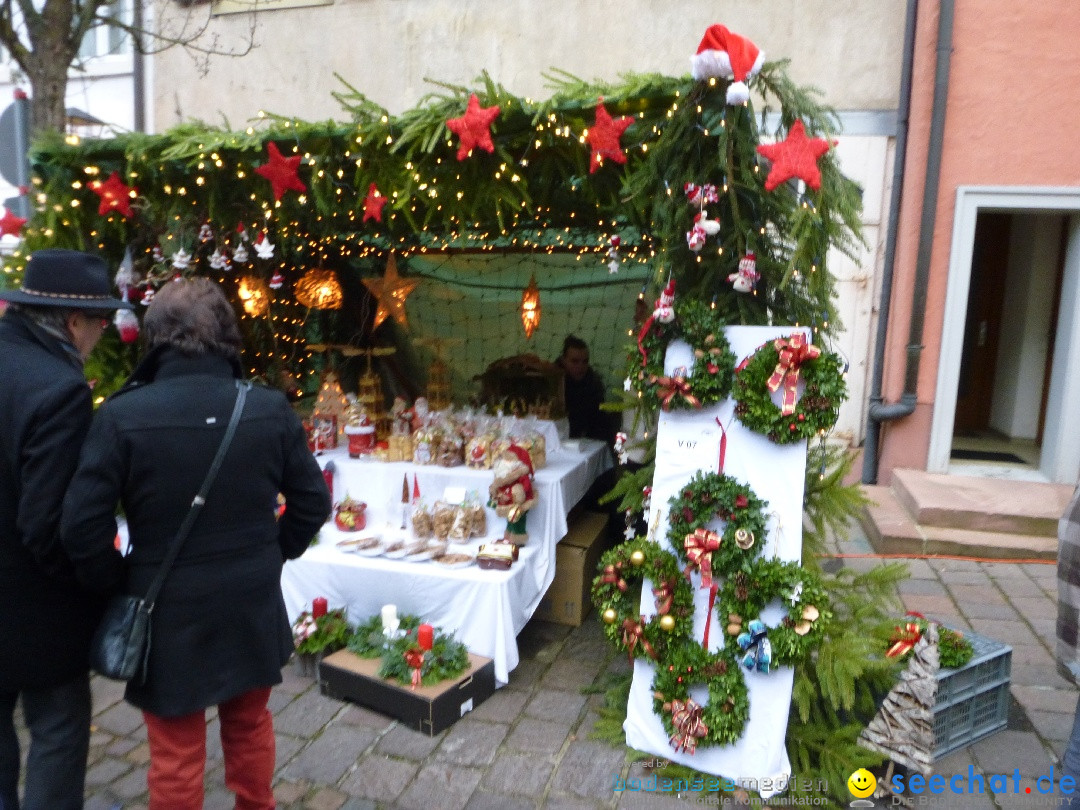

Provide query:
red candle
left=312, top=597, right=328, bottom=619
left=417, top=623, right=434, bottom=651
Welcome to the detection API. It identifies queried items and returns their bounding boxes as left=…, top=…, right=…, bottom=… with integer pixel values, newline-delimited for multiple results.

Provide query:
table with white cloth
left=281, top=439, right=611, bottom=684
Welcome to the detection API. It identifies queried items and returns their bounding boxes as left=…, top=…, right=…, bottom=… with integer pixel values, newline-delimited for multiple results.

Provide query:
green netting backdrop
left=387, top=253, right=652, bottom=404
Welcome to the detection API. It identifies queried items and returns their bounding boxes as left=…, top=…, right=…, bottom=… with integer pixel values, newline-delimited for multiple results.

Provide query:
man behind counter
left=556, top=334, right=617, bottom=445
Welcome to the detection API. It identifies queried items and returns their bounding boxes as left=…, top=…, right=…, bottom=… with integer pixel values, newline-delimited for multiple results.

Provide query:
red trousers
left=143, top=686, right=275, bottom=810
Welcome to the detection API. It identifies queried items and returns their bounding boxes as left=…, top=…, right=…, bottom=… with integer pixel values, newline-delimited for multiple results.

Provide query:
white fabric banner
left=623, top=325, right=810, bottom=797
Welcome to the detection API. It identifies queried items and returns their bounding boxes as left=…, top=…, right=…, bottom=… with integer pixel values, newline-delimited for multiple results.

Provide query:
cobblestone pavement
left=13, top=522, right=1076, bottom=809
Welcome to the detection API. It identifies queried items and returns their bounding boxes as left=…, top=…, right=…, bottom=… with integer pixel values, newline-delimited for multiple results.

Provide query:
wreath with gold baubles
left=591, top=536, right=696, bottom=662
left=732, top=334, right=847, bottom=444
left=666, top=471, right=770, bottom=580
left=631, top=292, right=736, bottom=413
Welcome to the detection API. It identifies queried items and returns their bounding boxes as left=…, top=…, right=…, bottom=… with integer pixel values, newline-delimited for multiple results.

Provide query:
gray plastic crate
left=932, top=626, right=1011, bottom=759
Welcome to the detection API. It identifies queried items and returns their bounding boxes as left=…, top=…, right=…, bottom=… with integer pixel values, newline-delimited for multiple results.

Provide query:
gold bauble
left=602, top=608, right=618, bottom=625
left=802, top=605, right=820, bottom=622
left=630, top=550, right=645, bottom=567
left=794, top=621, right=812, bottom=636
left=734, top=528, right=755, bottom=550
left=658, top=614, right=676, bottom=632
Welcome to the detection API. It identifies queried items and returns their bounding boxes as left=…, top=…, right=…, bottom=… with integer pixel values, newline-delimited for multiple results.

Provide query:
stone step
left=859, top=484, right=1059, bottom=561
left=892, top=468, right=1072, bottom=536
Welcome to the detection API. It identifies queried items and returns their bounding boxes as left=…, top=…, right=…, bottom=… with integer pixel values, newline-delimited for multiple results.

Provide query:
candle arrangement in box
left=346, top=608, right=469, bottom=689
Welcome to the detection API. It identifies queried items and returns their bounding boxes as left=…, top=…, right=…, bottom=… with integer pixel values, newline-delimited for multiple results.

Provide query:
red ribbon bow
left=621, top=616, right=656, bottom=662
left=886, top=622, right=922, bottom=659
left=652, top=579, right=675, bottom=616
left=601, top=564, right=628, bottom=592
left=651, top=373, right=701, bottom=411
left=404, top=647, right=425, bottom=690
left=684, top=528, right=722, bottom=589
left=668, top=698, right=709, bottom=754
left=766, top=333, right=821, bottom=416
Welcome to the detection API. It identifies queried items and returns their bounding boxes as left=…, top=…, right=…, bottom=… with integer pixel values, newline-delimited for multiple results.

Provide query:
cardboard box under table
left=535, top=511, right=610, bottom=626
left=319, top=650, right=496, bottom=735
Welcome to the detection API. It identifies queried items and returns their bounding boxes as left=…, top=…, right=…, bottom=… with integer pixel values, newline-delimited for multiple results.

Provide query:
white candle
left=381, top=604, right=398, bottom=633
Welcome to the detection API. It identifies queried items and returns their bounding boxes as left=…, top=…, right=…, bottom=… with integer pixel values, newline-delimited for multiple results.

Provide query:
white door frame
left=929, top=186, right=1080, bottom=483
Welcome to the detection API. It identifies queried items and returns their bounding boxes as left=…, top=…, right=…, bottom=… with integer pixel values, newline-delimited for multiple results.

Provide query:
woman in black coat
left=62, top=278, right=331, bottom=809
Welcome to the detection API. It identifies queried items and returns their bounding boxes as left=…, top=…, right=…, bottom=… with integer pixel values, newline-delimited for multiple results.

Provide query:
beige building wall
left=151, top=0, right=905, bottom=126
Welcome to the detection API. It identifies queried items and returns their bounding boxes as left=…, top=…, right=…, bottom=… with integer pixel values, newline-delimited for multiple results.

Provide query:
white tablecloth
left=282, top=440, right=611, bottom=683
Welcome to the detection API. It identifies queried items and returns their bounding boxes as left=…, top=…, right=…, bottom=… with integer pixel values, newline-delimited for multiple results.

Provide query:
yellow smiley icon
left=847, top=768, right=876, bottom=798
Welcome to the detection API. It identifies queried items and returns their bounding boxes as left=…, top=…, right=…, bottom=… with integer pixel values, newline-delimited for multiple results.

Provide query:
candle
left=311, top=597, right=328, bottom=619
left=381, top=604, right=398, bottom=633
left=418, top=623, right=434, bottom=651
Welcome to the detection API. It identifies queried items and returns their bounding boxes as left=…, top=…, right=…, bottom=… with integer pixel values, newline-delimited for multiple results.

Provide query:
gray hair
left=6, top=302, right=78, bottom=342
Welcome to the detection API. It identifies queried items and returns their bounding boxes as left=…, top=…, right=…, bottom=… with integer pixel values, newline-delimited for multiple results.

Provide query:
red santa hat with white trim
left=690, top=24, right=765, bottom=105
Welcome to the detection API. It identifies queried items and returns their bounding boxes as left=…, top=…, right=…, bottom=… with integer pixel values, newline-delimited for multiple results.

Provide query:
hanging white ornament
left=232, top=243, right=249, bottom=264
left=171, top=248, right=191, bottom=271
left=269, top=270, right=285, bottom=290
left=198, top=222, right=214, bottom=242
left=695, top=210, right=721, bottom=235
left=254, top=232, right=275, bottom=260
left=209, top=249, right=228, bottom=271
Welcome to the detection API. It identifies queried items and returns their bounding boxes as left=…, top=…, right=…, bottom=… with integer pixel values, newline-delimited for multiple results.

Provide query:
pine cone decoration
left=734, top=571, right=750, bottom=602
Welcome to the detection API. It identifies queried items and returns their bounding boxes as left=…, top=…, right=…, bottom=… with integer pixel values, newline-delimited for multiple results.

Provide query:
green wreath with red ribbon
left=632, top=298, right=736, bottom=412
left=665, top=471, right=769, bottom=581
left=715, top=557, right=831, bottom=669
left=651, top=644, right=750, bottom=752
left=591, top=536, right=696, bottom=662
left=732, top=334, right=847, bottom=444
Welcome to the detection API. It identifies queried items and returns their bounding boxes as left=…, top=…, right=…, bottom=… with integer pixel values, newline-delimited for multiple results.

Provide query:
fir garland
left=591, top=536, right=696, bottom=661
left=732, top=335, right=847, bottom=444
left=665, top=471, right=769, bottom=576
left=651, top=644, right=750, bottom=751
left=632, top=299, right=736, bottom=412
left=377, top=624, right=470, bottom=687
left=292, top=608, right=353, bottom=656
left=715, top=557, right=831, bottom=668
left=347, top=612, right=423, bottom=658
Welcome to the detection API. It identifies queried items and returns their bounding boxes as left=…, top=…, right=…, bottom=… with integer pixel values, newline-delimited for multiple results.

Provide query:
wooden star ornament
left=363, top=182, right=389, bottom=224
left=362, top=253, right=419, bottom=330
left=446, top=94, right=501, bottom=161
left=89, top=171, right=136, bottom=217
left=586, top=101, right=633, bottom=174
left=755, top=120, right=831, bottom=192
left=255, top=142, right=307, bottom=201
left=0, top=207, right=27, bottom=237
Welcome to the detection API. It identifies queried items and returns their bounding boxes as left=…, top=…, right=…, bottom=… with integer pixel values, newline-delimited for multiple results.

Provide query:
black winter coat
left=0, top=310, right=105, bottom=691
left=62, top=348, right=331, bottom=717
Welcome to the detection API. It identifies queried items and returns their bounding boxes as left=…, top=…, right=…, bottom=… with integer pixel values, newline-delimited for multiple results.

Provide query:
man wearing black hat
left=0, top=249, right=132, bottom=810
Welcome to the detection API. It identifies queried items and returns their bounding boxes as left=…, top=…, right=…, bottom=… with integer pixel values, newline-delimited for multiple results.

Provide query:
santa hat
left=657, top=278, right=675, bottom=308
left=690, top=24, right=764, bottom=105
left=505, top=444, right=534, bottom=478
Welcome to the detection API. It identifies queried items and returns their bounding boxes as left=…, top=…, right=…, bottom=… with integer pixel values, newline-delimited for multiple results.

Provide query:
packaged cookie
left=432, top=500, right=456, bottom=541
left=449, top=505, right=470, bottom=541
left=411, top=502, right=434, bottom=540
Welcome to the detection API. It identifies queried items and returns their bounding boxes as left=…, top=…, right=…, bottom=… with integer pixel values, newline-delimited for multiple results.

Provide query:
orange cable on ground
left=821, top=552, right=1054, bottom=565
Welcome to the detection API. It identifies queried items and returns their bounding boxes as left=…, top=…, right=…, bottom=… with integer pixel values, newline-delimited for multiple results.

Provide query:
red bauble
left=254, top=142, right=307, bottom=201
left=755, top=120, right=831, bottom=192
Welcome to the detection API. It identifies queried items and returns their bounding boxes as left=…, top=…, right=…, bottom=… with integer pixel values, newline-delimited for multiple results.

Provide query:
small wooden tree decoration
left=858, top=623, right=939, bottom=777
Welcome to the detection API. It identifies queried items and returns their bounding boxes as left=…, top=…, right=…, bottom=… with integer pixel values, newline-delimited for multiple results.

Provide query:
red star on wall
left=89, top=171, right=136, bottom=217
left=446, top=94, right=501, bottom=161
left=363, top=183, right=389, bottom=223
left=586, top=102, right=633, bottom=174
left=255, top=142, right=307, bottom=201
left=0, top=207, right=27, bottom=237
left=755, top=120, right=831, bottom=192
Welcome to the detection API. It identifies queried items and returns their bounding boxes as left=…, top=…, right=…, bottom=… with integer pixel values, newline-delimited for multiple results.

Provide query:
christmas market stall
left=2, top=23, right=910, bottom=804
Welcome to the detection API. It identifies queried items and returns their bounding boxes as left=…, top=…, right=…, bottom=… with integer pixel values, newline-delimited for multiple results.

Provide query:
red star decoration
left=363, top=183, right=389, bottom=224
left=445, top=94, right=500, bottom=161
left=254, top=142, right=307, bottom=201
left=89, top=171, right=136, bottom=217
left=0, top=207, right=27, bottom=237
left=586, top=102, right=633, bottom=174
left=755, top=120, right=831, bottom=192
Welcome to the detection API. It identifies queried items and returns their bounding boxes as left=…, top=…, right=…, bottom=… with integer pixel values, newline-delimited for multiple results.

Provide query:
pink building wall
left=877, top=0, right=1080, bottom=482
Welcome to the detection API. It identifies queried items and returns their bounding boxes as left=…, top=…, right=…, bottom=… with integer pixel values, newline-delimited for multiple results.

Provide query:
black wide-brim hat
left=0, top=249, right=133, bottom=310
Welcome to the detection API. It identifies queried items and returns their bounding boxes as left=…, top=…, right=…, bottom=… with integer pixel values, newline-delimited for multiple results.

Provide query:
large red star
left=363, top=182, right=389, bottom=224
left=89, top=171, right=136, bottom=217
left=755, top=120, right=831, bottom=192
left=445, top=94, right=500, bottom=161
left=586, top=102, right=633, bottom=174
left=0, top=207, right=27, bottom=237
left=255, top=142, right=307, bottom=201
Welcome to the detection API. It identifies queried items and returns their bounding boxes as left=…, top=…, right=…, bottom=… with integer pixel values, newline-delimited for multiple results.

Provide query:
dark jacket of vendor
left=557, top=334, right=617, bottom=444
left=61, top=286, right=331, bottom=718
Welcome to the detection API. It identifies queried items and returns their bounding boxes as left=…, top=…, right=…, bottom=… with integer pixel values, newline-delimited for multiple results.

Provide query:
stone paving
left=12, top=521, right=1080, bottom=809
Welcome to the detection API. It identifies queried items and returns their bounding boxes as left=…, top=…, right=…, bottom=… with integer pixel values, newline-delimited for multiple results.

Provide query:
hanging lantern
left=237, top=275, right=270, bottom=317
left=294, top=268, right=344, bottom=310
left=521, top=274, right=540, bottom=339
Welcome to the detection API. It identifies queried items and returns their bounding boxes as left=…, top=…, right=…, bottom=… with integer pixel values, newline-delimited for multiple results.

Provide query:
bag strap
left=142, top=379, right=251, bottom=609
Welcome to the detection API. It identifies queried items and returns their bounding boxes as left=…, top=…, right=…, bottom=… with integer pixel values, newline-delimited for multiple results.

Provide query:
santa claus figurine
left=488, top=445, right=537, bottom=545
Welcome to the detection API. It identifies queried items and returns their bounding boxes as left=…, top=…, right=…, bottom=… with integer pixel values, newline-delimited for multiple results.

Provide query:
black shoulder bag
left=90, top=380, right=251, bottom=682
